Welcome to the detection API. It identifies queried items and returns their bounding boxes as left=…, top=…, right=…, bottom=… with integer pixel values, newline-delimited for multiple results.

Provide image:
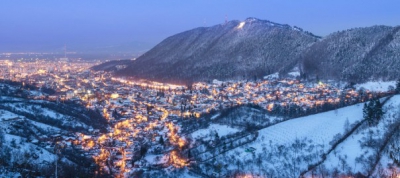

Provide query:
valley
left=1, top=59, right=399, bottom=177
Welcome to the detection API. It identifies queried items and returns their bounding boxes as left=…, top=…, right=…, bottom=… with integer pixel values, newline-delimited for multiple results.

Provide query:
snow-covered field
left=238, top=103, right=363, bottom=154
left=200, top=95, right=400, bottom=177
left=190, top=124, right=241, bottom=140
left=30, top=120, right=63, bottom=133
left=4, top=134, right=57, bottom=164
left=0, top=110, right=20, bottom=121
left=288, top=71, right=300, bottom=77
left=355, top=81, right=396, bottom=92
left=263, top=72, right=279, bottom=80
left=321, top=95, right=400, bottom=176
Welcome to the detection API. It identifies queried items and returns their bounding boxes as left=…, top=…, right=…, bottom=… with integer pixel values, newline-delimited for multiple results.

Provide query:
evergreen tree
left=140, top=145, right=148, bottom=158
left=374, top=99, right=383, bottom=121
left=364, top=99, right=384, bottom=126
left=0, top=129, right=4, bottom=148
left=369, top=100, right=376, bottom=125
left=396, top=79, right=400, bottom=94
left=358, top=88, right=366, bottom=101
left=214, top=132, right=220, bottom=143
left=188, top=149, right=192, bottom=159
left=364, top=102, right=374, bottom=126
left=159, top=136, right=164, bottom=146
left=363, top=103, right=369, bottom=118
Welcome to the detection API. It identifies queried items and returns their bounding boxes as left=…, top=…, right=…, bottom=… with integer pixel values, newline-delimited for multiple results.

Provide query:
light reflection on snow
left=237, top=22, right=245, bottom=29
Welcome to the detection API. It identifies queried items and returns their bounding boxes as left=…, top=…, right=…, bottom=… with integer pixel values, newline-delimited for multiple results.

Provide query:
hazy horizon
left=1, top=0, right=399, bottom=53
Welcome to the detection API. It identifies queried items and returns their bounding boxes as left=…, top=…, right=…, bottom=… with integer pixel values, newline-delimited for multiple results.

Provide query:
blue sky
left=1, top=0, right=399, bottom=52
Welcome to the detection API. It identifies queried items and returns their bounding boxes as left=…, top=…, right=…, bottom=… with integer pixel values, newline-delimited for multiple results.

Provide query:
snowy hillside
left=189, top=96, right=400, bottom=177
left=355, top=80, right=397, bottom=92
left=318, top=95, right=400, bottom=177
left=0, top=82, right=108, bottom=177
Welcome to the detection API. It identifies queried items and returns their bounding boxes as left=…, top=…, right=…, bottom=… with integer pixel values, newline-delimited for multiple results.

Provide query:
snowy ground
left=190, top=124, right=241, bottom=141
left=355, top=81, right=396, bottom=92
left=30, top=120, right=63, bottom=133
left=144, top=154, right=168, bottom=165
left=1, top=102, right=88, bottom=130
left=263, top=72, right=279, bottom=80
left=210, top=113, right=220, bottom=120
left=0, top=109, right=20, bottom=121
left=246, top=103, right=364, bottom=153
left=288, top=71, right=300, bottom=77
left=4, top=133, right=57, bottom=164
left=196, top=95, right=400, bottom=177
left=321, top=95, right=400, bottom=176
left=0, top=84, right=102, bottom=177
left=203, top=100, right=371, bottom=176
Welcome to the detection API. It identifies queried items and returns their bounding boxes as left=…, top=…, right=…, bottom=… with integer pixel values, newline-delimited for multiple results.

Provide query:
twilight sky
left=1, top=0, right=399, bottom=53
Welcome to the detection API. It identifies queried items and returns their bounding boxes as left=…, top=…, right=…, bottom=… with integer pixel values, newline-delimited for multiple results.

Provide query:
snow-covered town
left=3, top=1, right=400, bottom=177
left=1, top=59, right=399, bottom=177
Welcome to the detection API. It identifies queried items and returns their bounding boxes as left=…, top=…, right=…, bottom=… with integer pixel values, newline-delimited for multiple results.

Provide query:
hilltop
left=94, top=18, right=319, bottom=84
left=92, top=18, right=400, bottom=84
left=301, top=25, right=400, bottom=82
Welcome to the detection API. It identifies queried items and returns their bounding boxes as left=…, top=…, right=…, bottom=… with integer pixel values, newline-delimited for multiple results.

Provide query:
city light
left=237, top=21, right=246, bottom=29
left=0, top=58, right=394, bottom=177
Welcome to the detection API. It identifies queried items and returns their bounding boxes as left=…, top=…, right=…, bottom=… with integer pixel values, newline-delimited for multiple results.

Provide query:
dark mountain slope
left=92, top=18, right=400, bottom=84
left=114, top=18, right=319, bottom=84
left=301, top=25, right=400, bottom=82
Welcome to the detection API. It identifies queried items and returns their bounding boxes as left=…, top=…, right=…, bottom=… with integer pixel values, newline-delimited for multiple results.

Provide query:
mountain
left=92, top=18, right=400, bottom=84
left=301, top=25, right=400, bottom=82
left=110, top=18, right=319, bottom=84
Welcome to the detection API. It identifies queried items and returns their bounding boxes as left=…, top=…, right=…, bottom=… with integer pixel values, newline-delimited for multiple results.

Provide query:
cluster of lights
left=166, top=122, right=186, bottom=148
left=169, top=150, right=189, bottom=168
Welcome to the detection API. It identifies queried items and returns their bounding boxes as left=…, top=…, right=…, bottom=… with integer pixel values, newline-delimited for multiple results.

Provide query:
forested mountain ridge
left=301, top=25, right=400, bottom=82
left=92, top=18, right=400, bottom=84
left=109, top=18, right=319, bottom=84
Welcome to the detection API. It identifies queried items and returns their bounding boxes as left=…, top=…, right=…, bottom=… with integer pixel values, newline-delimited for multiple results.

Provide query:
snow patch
left=288, top=71, right=300, bottom=77
left=263, top=72, right=279, bottom=80
left=355, top=81, right=396, bottom=92
left=191, top=124, right=240, bottom=140
left=210, top=113, right=220, bottom=120
left=212, top=79, right=223, bottom=85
